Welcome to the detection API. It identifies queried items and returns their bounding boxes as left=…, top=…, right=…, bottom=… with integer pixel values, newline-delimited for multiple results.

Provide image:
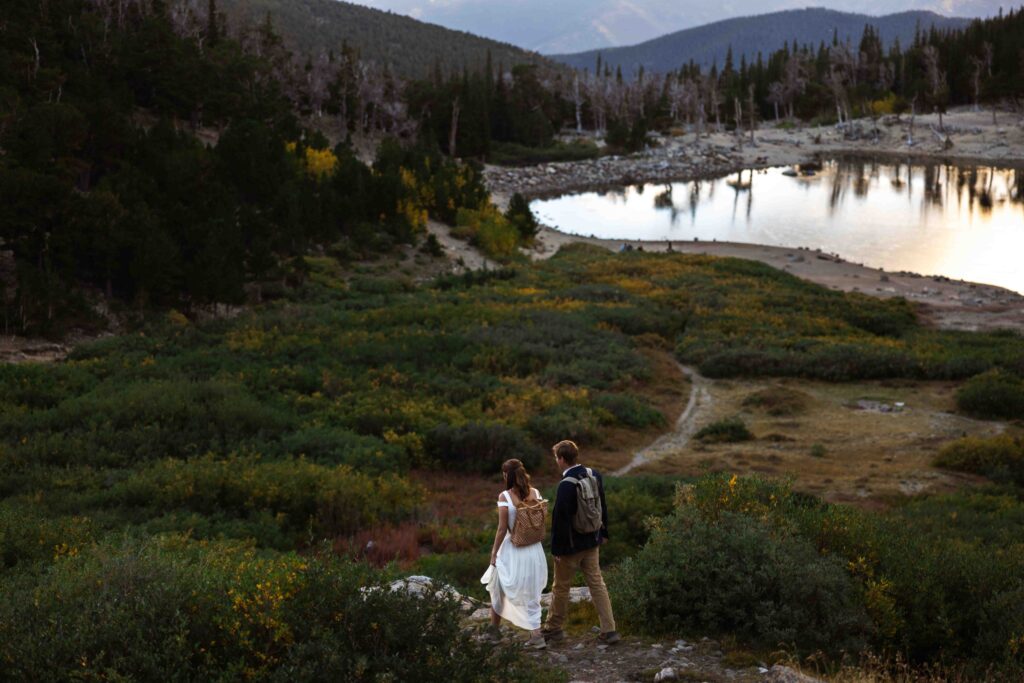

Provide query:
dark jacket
left=550, top=464, right=610, bottom=557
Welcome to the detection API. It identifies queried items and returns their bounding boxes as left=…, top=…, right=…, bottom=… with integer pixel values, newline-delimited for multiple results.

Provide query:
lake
left=531, top=159, right=1024, bottom=294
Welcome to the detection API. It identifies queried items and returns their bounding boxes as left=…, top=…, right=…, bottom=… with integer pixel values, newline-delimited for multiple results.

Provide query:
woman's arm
left=490, top=498, right=510, bottom=565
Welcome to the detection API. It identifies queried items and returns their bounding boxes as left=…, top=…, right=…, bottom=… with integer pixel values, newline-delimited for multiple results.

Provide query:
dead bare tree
left=827, top=43, right=854, bottom=127
left=767, top=81, right=784, bottom=122
left=782, top=52, right=808, bottom=119
left=706, top=77, right=722, bottom=132
left=922, top=45, right=948, bottom=132
left=747, top=84, right=757, bottom=145
left=572, top=72, right=584, bottom=133
left=733, top=96, right=743, bottom=150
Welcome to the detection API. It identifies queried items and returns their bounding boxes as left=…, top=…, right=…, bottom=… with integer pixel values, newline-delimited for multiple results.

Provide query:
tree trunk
left=448, top=96, right=460, bottom=158
left=908, top=99, right=916, bottom=146
left=734, top=97, right=743, bottom=150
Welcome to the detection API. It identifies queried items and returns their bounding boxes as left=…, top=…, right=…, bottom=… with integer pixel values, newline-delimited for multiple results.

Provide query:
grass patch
left=742, top=386, right=811, bottom=416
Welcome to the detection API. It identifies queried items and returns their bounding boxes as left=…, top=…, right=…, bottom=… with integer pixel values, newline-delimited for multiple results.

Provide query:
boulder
left=764, top=664, right=825, bottom=683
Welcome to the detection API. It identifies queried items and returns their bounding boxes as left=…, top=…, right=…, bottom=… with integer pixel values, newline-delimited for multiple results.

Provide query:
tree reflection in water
left=531, top=158, right=1024, bottom=293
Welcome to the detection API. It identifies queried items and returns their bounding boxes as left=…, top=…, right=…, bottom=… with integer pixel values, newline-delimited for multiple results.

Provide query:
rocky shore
left=487, top=108, right=1024, bottom=207
left=486, top=144, right=751, bottom=201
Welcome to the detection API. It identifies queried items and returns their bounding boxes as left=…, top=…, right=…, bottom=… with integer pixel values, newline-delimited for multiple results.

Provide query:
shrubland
left=2, top=245, right=1024, bottom=677
left=0, top=535, right=559, bottom=682
left=614, top=474, right=1024, bottom=676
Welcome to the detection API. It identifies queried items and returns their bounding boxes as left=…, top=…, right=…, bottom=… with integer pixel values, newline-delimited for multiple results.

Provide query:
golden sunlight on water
left=531, top=160, right=1024, bottom=294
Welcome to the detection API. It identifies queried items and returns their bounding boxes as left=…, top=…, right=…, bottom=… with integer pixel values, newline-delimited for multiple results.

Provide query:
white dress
left=487, top=488, right=548, bottom=630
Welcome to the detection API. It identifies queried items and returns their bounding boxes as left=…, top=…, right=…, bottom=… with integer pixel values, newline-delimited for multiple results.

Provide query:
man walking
left=542, top=440, right=620, bottom=644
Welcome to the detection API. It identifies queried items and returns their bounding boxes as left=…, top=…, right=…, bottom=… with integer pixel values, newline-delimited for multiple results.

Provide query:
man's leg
left=580, top=547, right=616, bottom=634
left=544, top=552, right=580, bottom=633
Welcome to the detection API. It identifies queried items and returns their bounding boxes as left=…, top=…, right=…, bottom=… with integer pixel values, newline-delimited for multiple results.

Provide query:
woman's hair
left=502, top=459, right=531, bottom=501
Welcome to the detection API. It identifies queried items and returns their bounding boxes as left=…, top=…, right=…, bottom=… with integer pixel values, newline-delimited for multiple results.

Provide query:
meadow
left=2, top=244, right=1023, bottom=679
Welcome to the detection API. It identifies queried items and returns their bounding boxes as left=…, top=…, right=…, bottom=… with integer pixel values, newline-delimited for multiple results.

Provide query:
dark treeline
left=412, top=9, right=1024, bottom=157
left=0, top=0, right=485, bottom=335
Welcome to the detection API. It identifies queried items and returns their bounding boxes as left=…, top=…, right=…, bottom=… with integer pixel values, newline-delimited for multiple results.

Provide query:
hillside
left=551, top=8, right=972, bottom=73
left=219, top=0, right=554, bottom=79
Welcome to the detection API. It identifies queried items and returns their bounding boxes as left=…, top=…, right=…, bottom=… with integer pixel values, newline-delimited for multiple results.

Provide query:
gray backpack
left=563, top=467, right=603, bottom=534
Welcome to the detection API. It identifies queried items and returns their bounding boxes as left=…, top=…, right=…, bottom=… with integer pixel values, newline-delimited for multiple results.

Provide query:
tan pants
left=545, top=546, right=616, bottom=633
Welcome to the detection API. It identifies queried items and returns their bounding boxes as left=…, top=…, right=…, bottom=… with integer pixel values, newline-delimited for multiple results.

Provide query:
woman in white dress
left=486, top=458, right=548, bottom=649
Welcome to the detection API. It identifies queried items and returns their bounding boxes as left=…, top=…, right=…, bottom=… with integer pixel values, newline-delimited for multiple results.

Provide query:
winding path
left=614, top=364, right=713, bottom=476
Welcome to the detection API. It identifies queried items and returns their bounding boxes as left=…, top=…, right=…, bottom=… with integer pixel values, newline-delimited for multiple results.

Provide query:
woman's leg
left=490, top=606, right=501, bottom=626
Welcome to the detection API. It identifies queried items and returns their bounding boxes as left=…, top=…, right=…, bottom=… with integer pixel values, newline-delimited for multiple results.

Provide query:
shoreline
left=528, top=230, right=1024, bottom=333
left=488, top=109, right=1024, bottom=206
left=484, top=108, right=1024, bottom=333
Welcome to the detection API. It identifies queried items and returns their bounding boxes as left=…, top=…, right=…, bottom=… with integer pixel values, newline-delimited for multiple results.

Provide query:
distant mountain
left=346, top=0, right=1002, bottom=54
left=550, top=8, right=973, bottom=74
left=219, top=0, right=554, bottom=79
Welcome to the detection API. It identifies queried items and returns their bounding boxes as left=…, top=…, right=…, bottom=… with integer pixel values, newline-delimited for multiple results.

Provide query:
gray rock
left=654, top=667, right=677, bottom=682
left=763, top=664, right=825, bottom=683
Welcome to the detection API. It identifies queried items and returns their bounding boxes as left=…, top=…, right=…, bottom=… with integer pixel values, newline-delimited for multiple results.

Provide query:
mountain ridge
left=219, top=0, right=555, bottom=79
left=551, top=7, right=973, bottom=74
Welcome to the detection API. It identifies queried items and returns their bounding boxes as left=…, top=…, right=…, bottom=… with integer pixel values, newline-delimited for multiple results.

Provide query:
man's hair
left=552, top=440, right=579, bottom=464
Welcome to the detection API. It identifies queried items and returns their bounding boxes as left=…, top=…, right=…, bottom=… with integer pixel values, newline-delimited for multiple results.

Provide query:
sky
left=346, top=0, right=1010, bottom=54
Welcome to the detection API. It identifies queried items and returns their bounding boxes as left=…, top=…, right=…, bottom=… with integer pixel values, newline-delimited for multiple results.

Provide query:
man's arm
left=550, top=480, right=575, bottom=555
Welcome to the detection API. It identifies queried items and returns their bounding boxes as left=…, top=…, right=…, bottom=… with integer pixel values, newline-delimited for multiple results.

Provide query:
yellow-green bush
left=956, top=369, right=1024, bottom=420
left=935, top=435, right=1024, bottom=486
left=454, top=206, right=522, bottom=262
left=0, top=536, right=555, bottom=682
left=102, top=454, right=423, bottom=540
left=615, top=473, right=1024, bottom=671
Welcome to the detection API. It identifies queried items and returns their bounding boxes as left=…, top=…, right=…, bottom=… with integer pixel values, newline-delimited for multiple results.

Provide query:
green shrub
left=426, top=422, right=540, bottom=473
left=810, top=443, right=827, bottom=458
left=935, top=435, right=1024, bottom=486
left=421, top=232, right=444, bottom=257
left=694, top=417, right=752, bottom=443
left=488, top=140, right=600, bottom=166
left=663, top=474, right=1024, bottom=668
left=956, top=370, right=1024, bottom=420
left=279, top=427, right=411, bottom=472
left=97, top=455, right=422, bottom=542
left=614, top=507, right=871, bottom=654
left=0, top=537, right=545, bottom=682
left=4, top=380, right=294, bottom=467
left=526, top=402, right=602, bottom=446
left=454, top=207, right=522, bottom=262
left=505, top=192, right=539, bottom=241
left=592, top=393, right=665, bottom=429
left=599, top=477, right=682, bottom=565
left=0, top=501, right=95, bottom=570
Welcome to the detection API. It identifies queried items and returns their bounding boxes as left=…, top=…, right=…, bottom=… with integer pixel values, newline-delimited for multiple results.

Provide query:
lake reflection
left=531, top=160, right=1024, bottom=294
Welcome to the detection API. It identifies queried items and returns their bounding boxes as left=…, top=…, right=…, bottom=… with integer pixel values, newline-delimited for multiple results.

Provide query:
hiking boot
left=482, top=623, right=502, bottom=642
left=541, top=628, right=566, bottom=643
left=525, top=634, right=547, bottom=650
left=596, top=630, right=621, bottom=645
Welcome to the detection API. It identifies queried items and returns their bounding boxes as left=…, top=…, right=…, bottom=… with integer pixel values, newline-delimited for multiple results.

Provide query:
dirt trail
left=614, top=364, right=713, bottom=476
